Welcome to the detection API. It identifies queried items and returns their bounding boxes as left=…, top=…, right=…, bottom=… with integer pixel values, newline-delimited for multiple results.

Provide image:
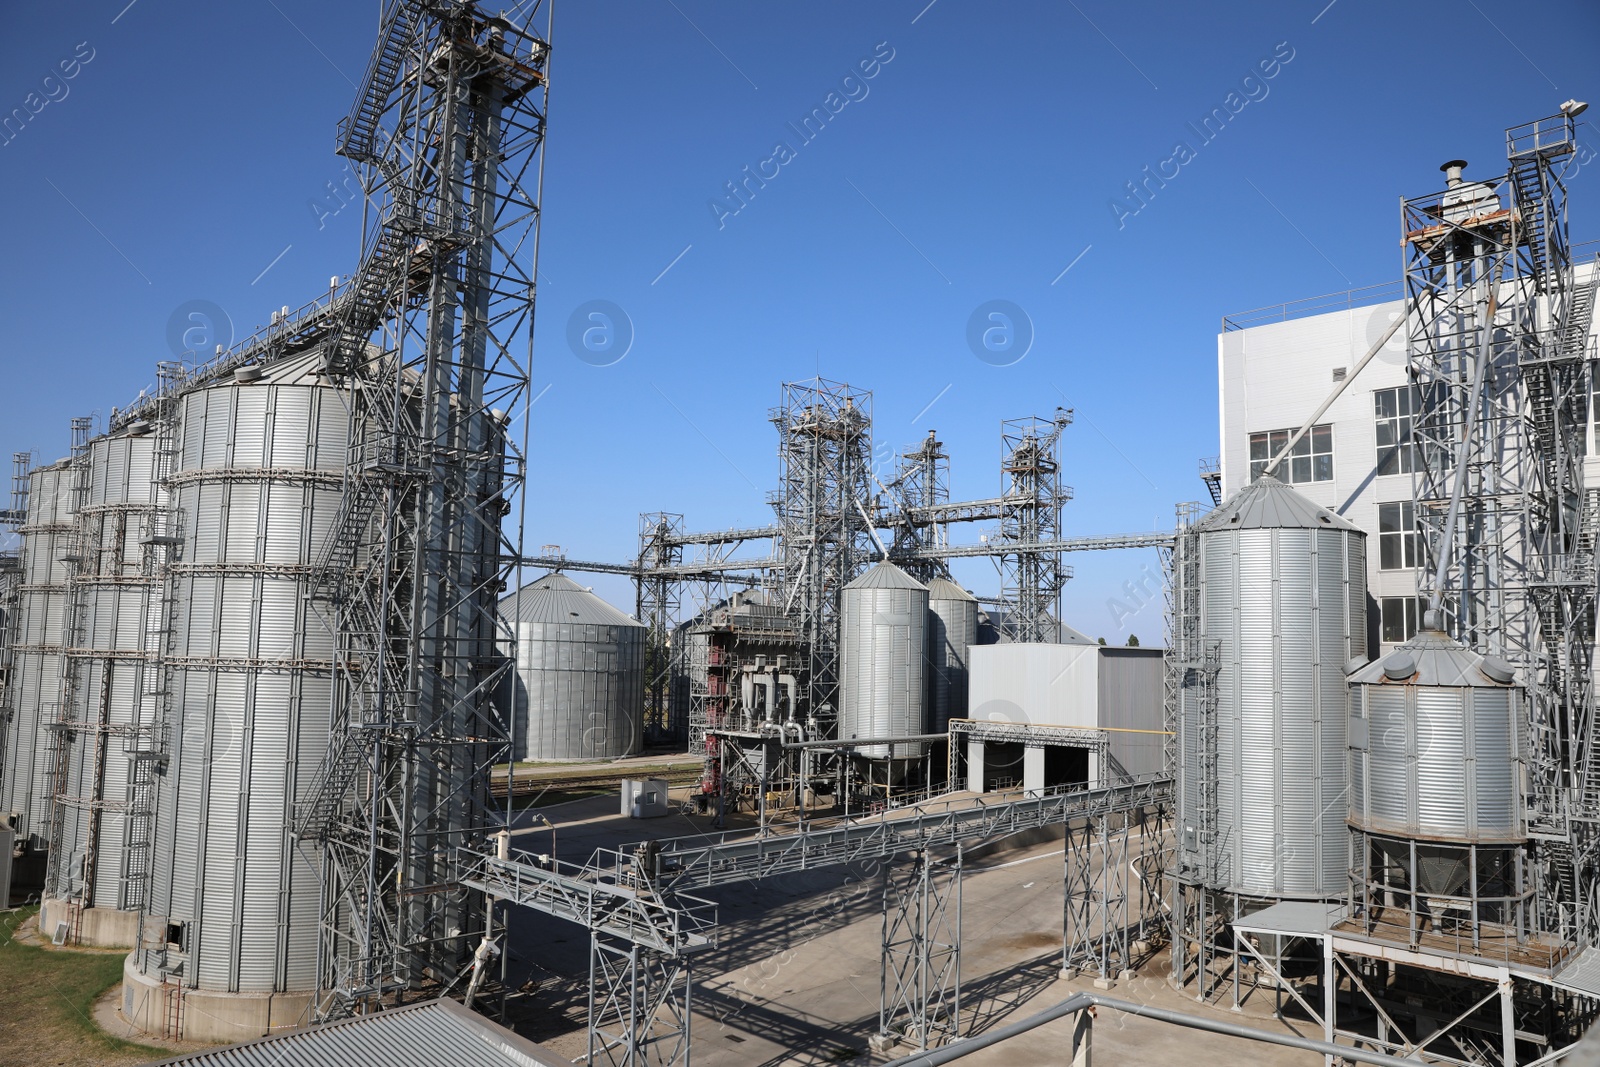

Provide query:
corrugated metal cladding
left=144, top=998, right=575, bottom=1067
left=840, top=563, right=928, bottom=759
left=500, top=573, right=645, bottom=761
left=49, top=433, right=161, bottom=909
left=1186, top=476, right=1367, bottom=899
left=0, top=460, right=76, bottom=846
left=1095, top=647, right=1166, bottom=779
left=924, top=578, right=977, bottom=733
left=141, top=381, right=346, bottom=996
left=1348, top=631, right=1525, bottom=842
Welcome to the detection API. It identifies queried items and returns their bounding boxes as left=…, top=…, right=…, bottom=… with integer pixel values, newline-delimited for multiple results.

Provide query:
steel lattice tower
left=998, top=410, right=1072, bottom=642
left=770, top=379, right=875, bottom=730
left=887, top=431, right=950, bottom=583
left=290, top=0, right=550, bottom=1015
left=1404, top=113, right=1599, bottom=938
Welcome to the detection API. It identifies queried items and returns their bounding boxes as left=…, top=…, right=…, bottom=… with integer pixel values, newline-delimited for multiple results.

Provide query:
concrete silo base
left=120, top=955, right=316, bottom=1043
left=38, top=898, right=138, bottom=948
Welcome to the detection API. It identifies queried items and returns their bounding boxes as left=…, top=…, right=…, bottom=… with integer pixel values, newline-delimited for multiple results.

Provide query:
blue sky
left=1, top=0, right=1595, bottom=645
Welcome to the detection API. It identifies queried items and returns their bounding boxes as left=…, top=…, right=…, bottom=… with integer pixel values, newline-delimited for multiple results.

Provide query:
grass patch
left=0, top=907, right=166, bottom=1067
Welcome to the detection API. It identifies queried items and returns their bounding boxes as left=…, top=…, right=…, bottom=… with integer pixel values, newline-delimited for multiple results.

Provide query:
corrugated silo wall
left=926, top=593, right=977, bottom=733
left=48, top=434, right=158, bottom=908
left=141, top=381, right=345, bottom=994
left=840, top=580, right=928, bottom=759
left=1203, top=524, right=1365, bottom=899
left=515, top=618, right=645, bottom=761
left=0, top=462, right=75, bottom=847
left=1095, top=647, right=1165, bottom=779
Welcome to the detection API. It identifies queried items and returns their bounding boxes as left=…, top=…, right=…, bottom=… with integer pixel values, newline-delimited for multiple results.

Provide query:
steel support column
left=880, top=846, right=963, bottom=1051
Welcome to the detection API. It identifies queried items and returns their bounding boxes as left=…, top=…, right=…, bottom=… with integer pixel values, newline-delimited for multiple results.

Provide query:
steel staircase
left=336, top=1, right=418, bottom=164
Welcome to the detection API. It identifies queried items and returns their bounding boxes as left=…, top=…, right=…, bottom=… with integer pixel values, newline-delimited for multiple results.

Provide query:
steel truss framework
left=1404, top=114, right=1599, bottom=944
left=529, top=386, right=1173, bottom=768
left=1165, top=113, right=1600, bottom=1064
left=1235, top=924, right=1597, bottom=1067
left=258, top=0, right=553, bottom=1018
left=879, top=847, right=962, bottom=1053
left=998, top=411, right=1074, bottom=642
left=1063, top=802, right=1168, bottom=982
left=770, top=379, right=876, bottom=733
left=469, top=777, right=1170, bottom=1062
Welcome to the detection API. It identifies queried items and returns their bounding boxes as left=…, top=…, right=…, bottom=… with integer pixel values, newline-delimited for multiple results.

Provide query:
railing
left=640, top=775, right=1173, bottom=892
left=1222, top=279, right=1404, bottom=332
left=456, top=847, right=719, bottom=956
left=1508, top=114, right=1577, bottom=160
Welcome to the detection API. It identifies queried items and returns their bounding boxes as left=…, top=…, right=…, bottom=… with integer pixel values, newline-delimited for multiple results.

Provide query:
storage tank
left=924, top=578, right=977, bottom=733
left=129, top=359, right=344, bottom=1036
left=840, top=563, right=928, bottom=759
left=1348, top=630, right=1524, bottom=844
left=43, top=430, right=159, bottom=944
left=501, top=573, right=646, bottom=761
left=0, top=458, right=76, bottom=850
left=1180, top=475, right=1367, bottom=898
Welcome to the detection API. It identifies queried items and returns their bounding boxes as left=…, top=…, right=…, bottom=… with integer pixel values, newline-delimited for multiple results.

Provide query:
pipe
left=881, top=991, right=1417, bottom=1067
left=740, top=671, right=756, bottom=729
left=761, top=672, right=777, bottom=724
left=1263, top=305, right=1408, bottom=479
left=1426, top=287, right=1497, bottom=622
left=781, top=731, right=948, bottom=750
left=778, top=673, right=798, bottom=722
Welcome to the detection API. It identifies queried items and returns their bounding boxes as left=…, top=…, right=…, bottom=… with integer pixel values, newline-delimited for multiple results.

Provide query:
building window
left=1377, top=501, right=1419, bottom=571
left=1249, top=425, right=1333, bottom=484
left=1374, top=386, right=1420, bottom=476
left=1380, top=596, right=1422, bottom=644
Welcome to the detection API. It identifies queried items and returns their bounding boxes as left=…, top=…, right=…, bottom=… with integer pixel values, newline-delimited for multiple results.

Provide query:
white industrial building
left=960, top=638, right=1164, bottom=795
left=1216, top=246, right=1600, bottom=652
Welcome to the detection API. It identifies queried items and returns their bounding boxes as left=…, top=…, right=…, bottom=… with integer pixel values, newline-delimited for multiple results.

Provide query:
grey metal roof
left=1556, top=946, right=1600, bottom=998
left=1196, top=474, right=1359, bottom=533
left=1231, top=900, right=1346, bottom=937
left=846, top=561, right=927, bottom=591
left=501, top=572, right=645, bottom=628
left=146, top=999, right=574, bottom=1067
left=1346, top=629, right=1518, bottom=688
left=925, top=577, right=977, bottom=603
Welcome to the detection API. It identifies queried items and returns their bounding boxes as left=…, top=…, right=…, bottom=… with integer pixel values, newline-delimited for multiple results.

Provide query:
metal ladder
left=125, top=364, right=184, bottom=915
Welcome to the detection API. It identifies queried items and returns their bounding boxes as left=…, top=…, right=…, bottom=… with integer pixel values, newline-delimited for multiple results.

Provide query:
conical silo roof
left=925, top=577, right=976, bottom=602
left=1347, top=629, right=1517, bottom=688
left=501, top=572, right=645, bottom=628
left=846, top=562, right=928, bottom=591
left=1195, top=474, right=1358, bottom=532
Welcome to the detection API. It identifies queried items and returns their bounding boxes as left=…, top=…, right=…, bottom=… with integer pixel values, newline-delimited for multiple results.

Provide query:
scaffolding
left=769, top=379, right=876, bottom=732
left=1403, top=114, right=1597, bottom=949
left=289, top=0, right=551, bottom=1018
left=996, top=411, right=1073, bottom=642
left=886, top=430, right=951, bottom=583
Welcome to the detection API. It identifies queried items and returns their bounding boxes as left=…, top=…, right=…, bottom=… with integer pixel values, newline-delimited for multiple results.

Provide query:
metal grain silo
left=1348, top=631, right=1524, bottom=843
left=0, top=459, right=76, bottom=851
left=135, top=360, right=344, bottom=1022
left=924, top=578, right=976, bottom=733
left=1345, top=628, right=1531, bottom=945
left=1186, top=475, right=1367, bottom=899
left=502, top=573, right=645, bottom=761
left=43, top=430, right=159, bottom=942
left=840, top=563, right=928, bottom=759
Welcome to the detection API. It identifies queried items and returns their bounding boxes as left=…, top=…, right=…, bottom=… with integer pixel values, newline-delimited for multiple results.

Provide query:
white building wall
left=1217, top=259, right=1600, bottom=655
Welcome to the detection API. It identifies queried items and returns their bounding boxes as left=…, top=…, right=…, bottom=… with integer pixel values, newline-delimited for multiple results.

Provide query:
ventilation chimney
left=1441, top=159, right=1467, bottom=188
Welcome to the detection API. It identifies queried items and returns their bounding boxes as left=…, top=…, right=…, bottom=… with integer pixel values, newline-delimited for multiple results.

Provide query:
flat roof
left=1233, top=901, right=1346, bottom=937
